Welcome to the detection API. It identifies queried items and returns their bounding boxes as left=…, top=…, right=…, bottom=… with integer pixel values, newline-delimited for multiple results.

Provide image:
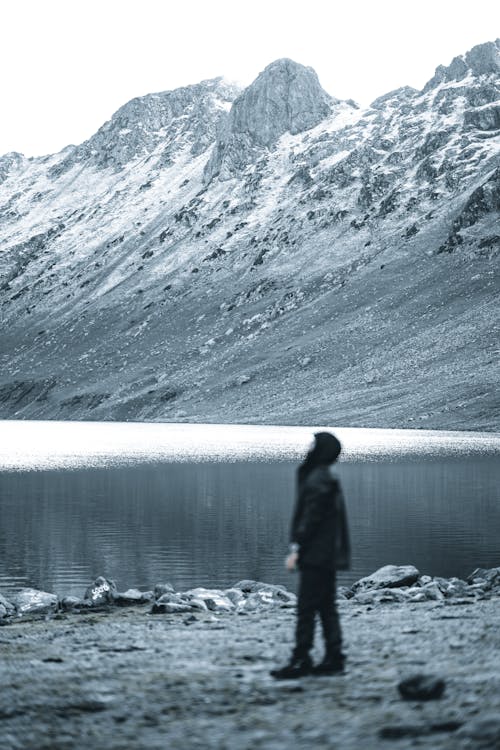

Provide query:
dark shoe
left=312, top=654, right=345, bottom=675
left=270, top=656, right=313, bottom=679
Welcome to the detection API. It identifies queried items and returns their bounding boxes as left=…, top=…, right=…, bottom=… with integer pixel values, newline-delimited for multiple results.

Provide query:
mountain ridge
left=0, top=41, right=499, bottom=430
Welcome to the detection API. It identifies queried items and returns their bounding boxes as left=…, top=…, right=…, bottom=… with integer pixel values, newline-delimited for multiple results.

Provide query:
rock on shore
left=2, top=564, right=500, bottom=622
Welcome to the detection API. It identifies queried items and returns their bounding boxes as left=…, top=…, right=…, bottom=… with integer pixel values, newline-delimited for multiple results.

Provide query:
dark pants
left=294, top=565, right=342, bottom=659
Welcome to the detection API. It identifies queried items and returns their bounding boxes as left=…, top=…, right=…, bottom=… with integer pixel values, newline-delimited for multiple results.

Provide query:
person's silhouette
left=271, top=432, right=350, bottom=678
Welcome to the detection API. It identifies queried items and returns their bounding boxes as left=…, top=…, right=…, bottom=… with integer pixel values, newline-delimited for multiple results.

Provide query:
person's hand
left=286, top=552, right=298, bottom=572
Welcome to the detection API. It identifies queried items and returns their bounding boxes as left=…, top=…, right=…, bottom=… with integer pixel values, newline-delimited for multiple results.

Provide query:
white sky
left=1, top=0, right=498, bottom=157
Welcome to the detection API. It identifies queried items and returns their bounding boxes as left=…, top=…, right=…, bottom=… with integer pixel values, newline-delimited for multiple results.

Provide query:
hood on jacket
left=298, top=431, right=341, bottom=482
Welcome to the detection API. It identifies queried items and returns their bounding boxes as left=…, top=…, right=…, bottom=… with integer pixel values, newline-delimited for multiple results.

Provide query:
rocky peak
left=106, top=77, right=240, bottom=137
left=204, top=58, right=333, bottom=183
left=231, top=58, right=333, bottom=146
left=50, top=77, right=241, bottom=175
left=423, top=39, right=499, bottom=92
left=465, top=39, right=500, bottom=75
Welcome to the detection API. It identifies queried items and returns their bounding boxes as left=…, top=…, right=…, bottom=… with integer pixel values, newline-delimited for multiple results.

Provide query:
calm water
left=0, top=422, right=499, bottom=597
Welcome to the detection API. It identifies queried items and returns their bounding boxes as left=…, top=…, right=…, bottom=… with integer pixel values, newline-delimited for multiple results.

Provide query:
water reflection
left=1, top=420, right=499, bottom=471
left=0, top=457, right=498, bottom=597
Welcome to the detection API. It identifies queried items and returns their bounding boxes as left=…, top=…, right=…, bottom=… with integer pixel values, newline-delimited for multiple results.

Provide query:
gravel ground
left=1, top=597, right=500, bottom=749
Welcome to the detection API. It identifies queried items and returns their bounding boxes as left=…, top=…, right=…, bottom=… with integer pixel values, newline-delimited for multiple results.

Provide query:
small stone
left=235, top=375, right=251, bottom=386
left=398, top=674, right=445, bottom=701
left=470, top=576, right=488, bottom=586
left=276, top=590, right=297, bottom=607
left=420, top=582, right=445, bottom=600
left=467, top=567, right=500, bottom=589
left=186, top=598, right=209, bottom=612
left=0, top=593, right=15, bottom=617
left=446, top=582, right=469, bottom=597
left=379, top=725, right=426, bottom=739
left=155, top=592, right=184, bottom=606
left=232, top=580, right=292, bottom=599
left=151, top=601, right=195, bottom=614
left=252, top=582, right=287, bottom=595
left=184, top=588, right=234, bottom=611
left=379, top=721, right=461, bottom=739
left=434, top=576, right=469, bottom=597
left=112, top=589, right=153, bottom=606
left=409, top=592, right=427, bottom=603
left=430, top=720, right=462, bottom=733
left=337, top=586, right=353, bottom=600
left=418, top=575, right=432, bottom=586
left=154, top=583, right=175, bottom=598
left=61, top=596, right=90, bottom=611
left=467, top=583, right=487, bottom=595
left=233, top=579, right=258, bottom=592
left=353, top=588, right=409, bottom=605
left=241, top=582, right=296, bottom=608
left=223, top=588, right=246, bottom=607
left=238, top=589, right=288, bottom=611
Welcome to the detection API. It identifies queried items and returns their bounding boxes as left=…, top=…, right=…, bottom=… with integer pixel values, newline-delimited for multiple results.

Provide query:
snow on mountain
left=0, top=43, right=499, bottom=429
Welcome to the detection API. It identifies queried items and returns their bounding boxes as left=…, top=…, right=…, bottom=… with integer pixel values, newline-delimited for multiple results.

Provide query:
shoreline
left=2, top=563, right=500, bottom=624
left=1, top=567, right=500, bottom=749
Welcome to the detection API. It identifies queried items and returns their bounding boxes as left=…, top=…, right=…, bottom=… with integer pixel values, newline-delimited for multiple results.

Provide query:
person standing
left=271, top=432, right=350, bottom=679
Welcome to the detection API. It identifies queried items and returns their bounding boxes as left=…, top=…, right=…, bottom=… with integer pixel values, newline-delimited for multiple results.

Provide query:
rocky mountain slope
left=0, top=42, right=499, bottom=429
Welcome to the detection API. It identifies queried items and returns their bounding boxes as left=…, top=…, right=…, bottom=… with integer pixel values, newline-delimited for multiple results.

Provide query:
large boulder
left=84, top=576, right=117, bottom=605
left=11, top=588, right=58, bottom=616
left=352, top=565, right=420, bottom=592
left=204, top=58, right=333, bottom=182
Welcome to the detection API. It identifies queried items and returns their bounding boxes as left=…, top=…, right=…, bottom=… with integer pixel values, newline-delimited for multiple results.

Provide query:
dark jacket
left=291, top=466, right=351, bottom=570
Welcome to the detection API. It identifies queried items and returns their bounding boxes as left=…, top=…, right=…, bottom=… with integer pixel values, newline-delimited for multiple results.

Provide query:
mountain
left=0, top=42, right=499, bottom=430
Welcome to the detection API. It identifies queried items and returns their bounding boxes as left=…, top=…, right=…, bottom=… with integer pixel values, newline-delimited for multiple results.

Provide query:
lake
left=0, top=421, right=499, bottom=598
